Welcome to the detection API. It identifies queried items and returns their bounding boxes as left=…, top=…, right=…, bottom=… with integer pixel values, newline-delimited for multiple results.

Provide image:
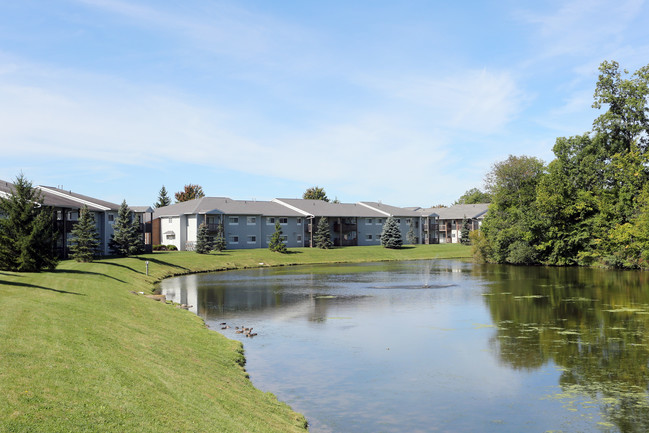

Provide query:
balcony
left=333, top=222, right=357, bottom=232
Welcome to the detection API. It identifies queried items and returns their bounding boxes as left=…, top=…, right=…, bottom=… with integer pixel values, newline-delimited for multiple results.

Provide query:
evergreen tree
left=314, top=217, right=332, bottom=249
left=0, top=173, right=58, bottom=272
left=459, top=217, right=471, bottom=245
left=268, top=221, right=287, bottom=253
left=154, top=185, right=171, bottom=208
left=195, top=222, right=213, bottom=254
left=175, top=184, right=205, bottom=202
left=406, top=222, right=417, bottom=245
left=380, top=216, right=403, bottom=249
left=213, top=222, right=226, bottom=252
left=69, top=205, right=101, bottom=262
left=109, top=200, right=143, bottom=257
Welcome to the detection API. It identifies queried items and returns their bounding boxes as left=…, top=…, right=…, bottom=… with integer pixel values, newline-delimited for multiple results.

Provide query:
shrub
left=153, top=244, right=167, bottom=251
left=167, top=245, right=178, bottom=251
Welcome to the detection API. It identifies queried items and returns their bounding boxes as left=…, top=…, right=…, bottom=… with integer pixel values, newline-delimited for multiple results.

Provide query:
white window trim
left=247, top=216, right=256, bottom=225
left=266, top=217, right=276, bottom=225
left=229, top=216, right=239, bottom=225
left=279, top=217, right=288, bottom=225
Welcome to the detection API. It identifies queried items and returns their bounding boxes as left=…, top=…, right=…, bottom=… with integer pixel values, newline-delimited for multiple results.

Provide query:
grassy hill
left=0, top=245, right=471, bottom=432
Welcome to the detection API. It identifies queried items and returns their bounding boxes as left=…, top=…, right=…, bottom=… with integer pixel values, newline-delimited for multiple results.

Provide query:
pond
left=159, top=260, right=649, bottom=432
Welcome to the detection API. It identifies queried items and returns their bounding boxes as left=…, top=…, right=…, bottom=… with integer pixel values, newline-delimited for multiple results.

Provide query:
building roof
left=273, top=199, right=387, bottom=218
left=39, top=186, right=121, bottom=212
left=359, top=202, right=436, bottom=217
left=421, top=203, right=490, bottom=220
left=154, top=197, right=305, bottom=218
left=130, top=206, right=154, bottom=213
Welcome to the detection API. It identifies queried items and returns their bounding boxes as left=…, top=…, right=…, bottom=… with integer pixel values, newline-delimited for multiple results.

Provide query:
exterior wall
left=224, top=215, right=262, bottom=249
left=357, top=217, right=384, bottom=246
left=185, top=215, right=198, bottom=250
left=261, top=216, right=304, bottom=248
left=160, top=216, right=182, bottom=250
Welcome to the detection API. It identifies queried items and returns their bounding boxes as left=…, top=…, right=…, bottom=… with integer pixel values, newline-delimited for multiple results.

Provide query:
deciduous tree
left=175, top=184, right=205, bottom=203
left=303, top=186, right=329, bottom=202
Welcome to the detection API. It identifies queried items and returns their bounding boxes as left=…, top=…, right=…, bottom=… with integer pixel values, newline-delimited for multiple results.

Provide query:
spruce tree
left=460, top=217, right=471, bottom=245
left=69, top=205, right=101, bottom=262
left=406, top=222, right=417, bottom=245
left=0, top=173, right=58, bottom=272
left=213, top=222, right=226, bottom=252
left=195, top=222, right=213, bottom=254
left=314, top=216, right=332, bottom=249
left=380, top=216, right=403, bottom=249
left=109, top=200, right=143, bottom=256
left=268, top=221, right=287, bottom=253
left=154, top=185, right=171, bottom=208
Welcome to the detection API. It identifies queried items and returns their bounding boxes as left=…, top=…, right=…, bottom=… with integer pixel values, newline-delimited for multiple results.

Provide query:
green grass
left=0, top=244, right=471, bottom=432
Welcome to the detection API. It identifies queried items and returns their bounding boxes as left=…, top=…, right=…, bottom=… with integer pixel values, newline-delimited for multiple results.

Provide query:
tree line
left=473, top=60, right=649, bottom=269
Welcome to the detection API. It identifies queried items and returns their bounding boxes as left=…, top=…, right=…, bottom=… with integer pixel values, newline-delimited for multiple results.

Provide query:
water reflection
left=159, top=260, right=649, bottom=433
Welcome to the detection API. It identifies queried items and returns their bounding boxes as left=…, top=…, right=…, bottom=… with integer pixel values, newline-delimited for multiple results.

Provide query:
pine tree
left=380, top=216, right=403, bottom=249
left=0, top=173, right=58, bottom=272
left=69, top=205, right=101, bottom=262
left=314, top=216, right=332, bottom=249
left=406, top=222, right=417, bottom=245
left=109, top=200, right=143, bottom=256
left=195, top=222, right=213, bottom=254
left=213, top=222, right=226, bottom=252
left=154, top=185, right=171, bottom=208
left=460, top=217, right=471, bottom=245
left=268, top=221, right=287, bottom=253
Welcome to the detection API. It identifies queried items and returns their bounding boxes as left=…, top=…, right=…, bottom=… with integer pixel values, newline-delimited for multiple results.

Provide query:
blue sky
left=1, top=0, right=648, bottom=207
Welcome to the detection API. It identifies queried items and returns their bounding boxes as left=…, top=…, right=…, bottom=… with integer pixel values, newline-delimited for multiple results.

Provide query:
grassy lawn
left=0, top=244, right=471, bottom=432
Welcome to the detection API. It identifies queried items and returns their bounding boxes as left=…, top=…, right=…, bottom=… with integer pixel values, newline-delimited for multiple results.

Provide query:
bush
left=153, top=244, right=167, bottom=251
left=167, top=245, right=178, bottom=251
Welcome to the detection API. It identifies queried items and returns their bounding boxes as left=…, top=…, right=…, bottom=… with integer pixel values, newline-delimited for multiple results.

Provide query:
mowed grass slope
left=0, top=245, right=471, bottom=432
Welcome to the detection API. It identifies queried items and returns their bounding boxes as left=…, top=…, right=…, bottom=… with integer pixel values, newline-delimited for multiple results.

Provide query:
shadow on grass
left=2, top=280, right=85, bottom=295
left=137, top=257, right=189, bottom=270
left=283, top=250, right=303, bottom=255
left=99, top=261, right=145, bottom=274
left=52, top=269, right=126, bottom=283
left=0, top=271, right=20, bottom=277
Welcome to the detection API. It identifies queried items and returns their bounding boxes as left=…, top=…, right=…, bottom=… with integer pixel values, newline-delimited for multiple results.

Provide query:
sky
left=1, top=0, right=648, bottom=207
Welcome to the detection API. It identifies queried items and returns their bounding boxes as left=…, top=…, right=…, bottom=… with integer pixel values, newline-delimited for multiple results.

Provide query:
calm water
left=159, top=260, right=649, bottom=433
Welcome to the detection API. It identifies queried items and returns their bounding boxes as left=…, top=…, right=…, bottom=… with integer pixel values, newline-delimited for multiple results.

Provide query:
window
left=229, top=216, right=239, bottom=225
left=279, top=217, right=288, bottom=225
left=108, top=214, right=115, bottom=222
left=396, top=218, right=401, bottom=224
left=229, top=235, right=239, bottom=244
left=297, top=235, right=302, bottom=242
left=167, top=217, right=172, bottom=223
left=247, top=235, right=256, bottom=243
left=376, top=218, right=383, bottom=225
left=406, top=218, right=412, bottom=225
left=297, top=217, right=302, bottom=225
left=365, top=234, right=373, bottom=240
left=247, top=216, right=256, bottom=225
left=366, top=218, right=373, bottom=225
left=267, top=217, right=275, bottom=225
left=281, top=235, right=288, bottom=243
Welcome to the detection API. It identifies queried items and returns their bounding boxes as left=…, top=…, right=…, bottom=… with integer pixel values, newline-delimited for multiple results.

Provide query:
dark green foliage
left=314, top=217, right=332, bottom=249
left=166, top=244, right=178, bottom=251
left=0, top=174, right=58, bottom=272
left=109, top=200, right=143, bottom=257
left=154, top=185, right=171, bottom=208
left=459, top=218, right=471, bottom=245
left=380, top=216, right=403, bottom=249
left=454, top=188, right=491, bottom=205
left=406, top=223, right=417, bottom=245
left=268, top=221, right=287, bottom=253
left=303, top=186, right=329, bottom=202
left=175, top=184, right=205, bottom=203
left=69, top=205, right=100, bottom=262
left=213, top=222, right=226, bottom=252
left=195, top=222, right=213, bottom=254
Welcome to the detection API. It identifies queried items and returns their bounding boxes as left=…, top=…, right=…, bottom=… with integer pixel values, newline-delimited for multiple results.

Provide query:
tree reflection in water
left=480, top=264, right=649, bottom=432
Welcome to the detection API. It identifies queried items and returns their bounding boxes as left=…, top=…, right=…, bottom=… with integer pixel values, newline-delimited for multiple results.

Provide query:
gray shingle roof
left=1, top=180, right=119, bottom=211
left=421, top=203, right=489, bottom=220
left=273, top=199, right=387, bottom=218
left=359, top=202, right=435, bottom=217
left=154, top=197, right=305, bottom=218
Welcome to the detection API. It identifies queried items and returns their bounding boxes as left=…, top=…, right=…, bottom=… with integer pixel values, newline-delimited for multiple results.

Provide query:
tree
left=406, top=223, right=417, bottom=245
left=268, top=221, right=287, bottom=253
left=314, top=217, right=332, bottom=249
left=69, top=205, right=100, bottom=262
left=0, top=173, right=58, bottom=272
left=459, top=217, right=471, bottom=245
left=592, top=60, right=649, bottom=154
left=478, top=155, right=545, bottom=264
left=454, top=188, right=491, bottom=205
left=175, top=184, right=205, bottom=203
left=109, top=200, right=143, bottom=257
left=213, top=222, right=226, bottom=252
left=380, top=216, right=403, bottom=249
left=195, top=222, right=213, bottom=254
left=303, top=186, right=329, bottom=202
left=154, top=185, right=171, bottom=208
